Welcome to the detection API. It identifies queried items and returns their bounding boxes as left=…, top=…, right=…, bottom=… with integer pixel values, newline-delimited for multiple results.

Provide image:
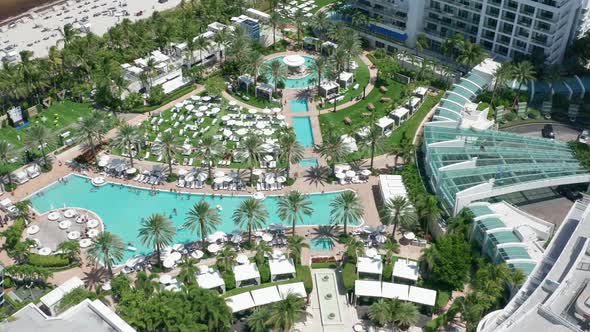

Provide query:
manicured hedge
left=297, top=265, right=313, bottom=294
left=28, top=254, right=70, bottom=267
left=383, top=263, right=393, bottom=282
left=223, top=271, right=236, bottom=291
left=259, top=263, right=271, bottom=283
left=342, top=262, right=357, bottom=292
left=310, top=262, right=337, bottom=269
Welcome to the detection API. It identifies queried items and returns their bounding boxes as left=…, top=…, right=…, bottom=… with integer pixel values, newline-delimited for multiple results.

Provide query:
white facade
left=349, top=0, right=590, bottom=64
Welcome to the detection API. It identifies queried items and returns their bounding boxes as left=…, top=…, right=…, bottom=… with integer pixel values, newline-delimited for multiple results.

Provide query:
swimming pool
left=290, top=99, right=309, bottom=113
left=299, top=158, right=318, bottom=167
left=29, top=175, right=354, bottom=261
left=264, top=56, right=319, bottom=89
left=292, top=116, right=315, bottom=148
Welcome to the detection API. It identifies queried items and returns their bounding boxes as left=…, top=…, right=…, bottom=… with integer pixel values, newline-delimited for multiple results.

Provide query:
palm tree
left=293, top=10, right=306, bottom=49
left=490, top=62, right=513, bottom=108
left=286, top=235, right=309, bottom=265
left=266, top=59, right=288, bottom=91
left=416, top=33, right=430, bottom=54
left=87, top=232, right=125, bottom=276
left=267, top=293, right=307, bottom=331
left=216, top=245, right=237, bottom=272
left=277, top=190, right=314, bottom=235
left=158, top=131, right=178, bottom=177
left=145, top=57, right=157, bottom=90
left=363, top=124, right=385, bottom=171
left=311, top=11, right=331, bottom=40
left=278, top=129, right=304, bottom=179
left=138, top=214, right=176, bottom=267
left=310, top=56, right=327, bottom=92
left=241, top=135, right=264, bottom=185
left=344, top=237, right=365, bottom=262
left=184, top=201, right=221, bottom=248
left=57, top=23, right=79, bottom=48
left=198, top=136, right=224, bottom=180
left=57, top=240, right=80, bottom=263
left=269, top=11, right=282, bottom=45
left=254, top=241, right=272, bottom=266
left=26, top=125, right=51, bottom=166
left=77, top=113, right=102, bottom=165
left=195, top=35, right=209, bottom=66
left=381, top=196, right=417, bottom=241
left=112, top=123, right=140, bottom=168
left=383, top=239, right=400, bottom=264
left=0, top=140, right=13, bottom=187
left=14, top=199, right=31, bottom=219
left=178, top=258, right=199, bottom=285
left=213, top=28, right=229, bottom=63
left=416, top=195, right=441, bottom=236
left=511, top=60, right=536, bottom=107
left=369, top=300, right=392, bottom=327
left=394, top=302, right=420, bottom=330
left=420, top=245, right=438, bottom=274
left=330, top=191, right=364, bottom=235
left=316, top=134, right=347, bottom=174
left=233, top=198, right=269, bottom=243
left=248, top=306, right=271, bottom=332
left=457, top=41, right=487, bottom=69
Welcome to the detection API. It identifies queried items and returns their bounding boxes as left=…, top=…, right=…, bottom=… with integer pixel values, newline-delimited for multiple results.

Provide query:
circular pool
left=263, top=55, right=321, bottom=89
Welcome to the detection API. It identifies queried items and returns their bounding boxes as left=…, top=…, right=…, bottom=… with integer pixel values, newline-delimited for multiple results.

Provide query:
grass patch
left=417, top=278, right=453, bottom=312
left=318, top=57, right=371, bottom=110
left=130, top=84, right=196, bottom=113
left=222, top=264, right=312, bottom=297
left=311, top=262, right=338, bottom=269
left=230, top=89, right=281, bottom=109
left=313, top=0, right=339, bottom=12
left=342, top=262, right=357, bottom=293
left=28, top=254, right=71, bottom=268
left=386, top=93, right=442, bottom=145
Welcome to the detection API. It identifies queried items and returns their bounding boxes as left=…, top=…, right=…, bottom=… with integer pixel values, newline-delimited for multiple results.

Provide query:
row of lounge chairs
left=177, top=180, right=205, bottom=189
left=134, top=174, right=162, bottom=185
left=256, top=182, right=284, bottom=191
left=213, top=182, right=245, bottom=191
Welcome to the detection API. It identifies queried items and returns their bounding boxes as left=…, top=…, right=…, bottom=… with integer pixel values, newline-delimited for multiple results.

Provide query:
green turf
left=313, top=0, right=339, bottom=12
left=318, top=57, right=371, bottom=110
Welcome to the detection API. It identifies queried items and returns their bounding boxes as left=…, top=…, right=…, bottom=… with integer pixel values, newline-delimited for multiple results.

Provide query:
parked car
left=542, top=124, right=555, bottom=139
left=557, top=186, right=582, bottom=201
left=579, top=129, right=589, bottom=144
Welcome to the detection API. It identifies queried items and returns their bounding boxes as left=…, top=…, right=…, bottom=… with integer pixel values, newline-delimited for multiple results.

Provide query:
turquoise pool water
left=311, top=238, right=335, bottom=251
left=292, top=116, right=315, bottom=148
left=290, top=99, right=309, bottom=112
left=299, top=158, right=318, bottom=167
left=264, top=56, right=319, bottom=89
left=29, top=175, right=353, bottom=262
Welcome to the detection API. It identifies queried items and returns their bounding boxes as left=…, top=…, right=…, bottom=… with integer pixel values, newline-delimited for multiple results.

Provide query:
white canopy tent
left=251, top=286, right=282, bottom=306
left=354, top=280, right=382, bottom=301
left=409, top=286, right=437, bottom=307
left=392, top=259, right=420, bottom=284
left=277, top=282, right=307, bottom=299
left=269, top=257, right=297, bottom=282
left=40, top=277, right=84, bottom=315
left=357, top=255, right=383, bottom=280
left=196, top=270, right=226, bottom=293
left=381, top=282, right=409, bottom=301
left=225, top=292, right=256, bottom=313
left=233, top=262, right=261, bottom=287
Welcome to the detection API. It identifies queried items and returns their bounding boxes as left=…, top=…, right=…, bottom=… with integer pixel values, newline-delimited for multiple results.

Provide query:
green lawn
left=231, top=90, right=281, bottom=109
left=318, top=57, right=371, bottom=110
left=0, top=101, right=93, bottom=150
left=313, top=0, right=339, bottom=12
left=386, top=93, right=442, bottom=146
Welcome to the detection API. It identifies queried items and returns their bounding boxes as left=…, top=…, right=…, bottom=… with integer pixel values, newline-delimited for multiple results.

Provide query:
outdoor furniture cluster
left=351, top=225, right=388, bottom=248
left=256, top=171, right=287, bottom=191
left=255, top=223, right=289, bottom=247
left=277, top=0, right=317, bottom=18
left=334, top=164, right=371, bottom=185
left=212, top=170, right=246, bottom=191
left=177, top=168, right=207, bottom=189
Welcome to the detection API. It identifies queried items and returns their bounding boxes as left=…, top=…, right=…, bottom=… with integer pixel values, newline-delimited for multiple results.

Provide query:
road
left=503, top=123, right=581, bottom=142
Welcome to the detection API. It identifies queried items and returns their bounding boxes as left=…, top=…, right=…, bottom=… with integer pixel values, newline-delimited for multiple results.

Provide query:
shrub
left=58, top=287, right=97, bottom=312
left=223, top=271, right=236, bottom=291
left=296, top=265, right=313, bottom=294
left=528, top=108, right=541, bottom=119
left=110, top=274, right=132, bottom=299
left=504, top=111, right=516, bottom=121
left=147, top=86, right=165, bottom=106
left=259, top=263, right=271, bottom=283
left=2, top=218, right=25, bottom=250
left=342, top=262, right=357, bottom=293
left=424, top=316, right=446, bottom=332
left=28, top=253, right=70, bottom=267
left=383, top=263, right=393, bottom=282
left=310, top=262, right=337, bottom=269
left=166, top=173, right=179, bottom=182
left=4, top=276, right=13, bottom=289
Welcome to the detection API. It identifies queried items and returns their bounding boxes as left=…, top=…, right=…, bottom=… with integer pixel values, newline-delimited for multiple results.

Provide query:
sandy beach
left=0, top=0, right=182, bottom=60
left=0, top=0, right=61, bottom=21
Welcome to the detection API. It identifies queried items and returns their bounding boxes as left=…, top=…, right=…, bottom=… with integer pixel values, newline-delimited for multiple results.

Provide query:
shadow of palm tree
left=293, top=89, right=310, bottom=100
left=311, top=225, right=341, bottom=251
left=304, top=165, right=330, bottom=187
left=348, top=159, right=367, bottom=172
left=82, top=267, right=107, bottom=290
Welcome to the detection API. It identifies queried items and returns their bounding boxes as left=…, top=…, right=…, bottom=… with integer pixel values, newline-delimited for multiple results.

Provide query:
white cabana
left=225, top=292, right=256, bottom=313
left=197, top=270, right=226, bottom=293
left=277, top=282, right=306, bottom=299
left=390, top=107, right=411, bottom=125
left=392, top=259, right=420, bottom=283
left=269, top=257, right=296, bottom=281
left=414, top=86, right=428, bottom=97
left=251, top=286, right=282, bottom=306
left=339, top=72, right=354, bottom=88
left=319, top=81, right=339, bottom=98
left=376, top=116, right=395, bottom=136
left=409, top=286, right=437, bottom=307
left=354, top=280, right=382, bottom=299
left=233, top=262, right=261, bottom=287
left=381, top=282, right=409, bottom=301
left=357, top=255, right=383, bottom=280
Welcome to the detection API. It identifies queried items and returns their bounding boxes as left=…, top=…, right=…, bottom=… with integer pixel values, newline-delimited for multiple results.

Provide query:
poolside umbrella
left=38, top=247, right=52, bottom=256
left=214, top=170, right=225, bottom=178
left=272, top=107, right=282, bottom=113
left=79, top=239, right=92, bottom=248
left=185, top=104, right=194, bottom=112
left=87, top=219, right=99, bottom=228
left=403, top=232, right=416, bottom=241
left=270, top=223, right=286, bottom=231
left=256, top=122, right=266, bottom=129
left=67, top=231, right=81, bottom=240
left=264, top=155, right=274, bottom=162
left=207, top=243, right=220, bottom=253
left=195, top=112, right=204, bottom=117
left=248, top=109, right=257, bottom=114
left=252, top=192, right=265, bottom=200
left=276, top=176, right=286, bottom=183
left=360, top=169, right=372, bottom=176
left=126, top=168, right=137, bottom=175
left=363, top=225, right=376, bottom=234
left=207, top=231, right=227, bottom=242
left=198, top=265, right=209, bottom=274
left=163, top=258, right=175, bottom=269
left=376, top=234, right=387, bottom=243
left=365, top=248, right=378, bottom=258
left=159, top=274, right=174, bottom=284
left=27, top=225, right=40, bottom=235
left=170, top=252, right=182, bottom=261
left=265, top=176, right=276, bottom=184
left=223, top=176, right=233, bottom=182
left=252, top=169, right=263, bottom=176
left=88, top=229, right=100, bottom=238
left=191, top=250, right=204, bottom=259
left=236, top=128, right=248, bottom=136
left=231, top=233, right=243, bottom=243
left=213, top=177, right=225, bottom=184
left=262, top=233, right=273, bottom=242
left=191, top=95, right=201, bottom=101
left=198, top=105, right=208, bottom=112
left=236, top=254, right=249, bottom=264
left=202, top=96, right=212, bottom=102
left=197, top=172, right=208, bottom=181
left=178, top=169, right=188, bottom=176
left=102, top=281, right=112, bottom=291
left=59, top=220, right=72, bottom=230
left=98, top=159, right=108, bottom=167
left=345, top=170, right=356, bottom=178
left=335, top=172, right=346, bottom=179
left=276, top=114, right=286, bottom=120
left=229, top=100, right=237, bottom=106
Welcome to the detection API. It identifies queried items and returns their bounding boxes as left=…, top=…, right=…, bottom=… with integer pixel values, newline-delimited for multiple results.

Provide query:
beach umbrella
left=403, top=232, right=416, bottom=241
left=360, top=169, right=372, bottom=176
left=211, top=107, right=221, bottom=113
left=236, top=128, right=248, bottom=136
left=248, top=109, right=257, bottom=114
left=221, top=115, right=230, bottom=121
left=262, top=108, right=272, bottom=114
left=198, top=105, right=208, bottom=111
left=202, top=96, right=212, bottom=102
left=185, top=104, right=194, bottom=111
left=191, top=95, right=201, bottom=101
left=262, top=233, right=273, bottom=242
left=365, top=248, right=378, bottom=258
left=335, top=172, right=345, bottom=179
left=213, top=177, right=225, bottom=184
left=191, top=250, right=204, bottom=259
left=214, top=170, right=225, bottom=177
left=256, top=122, right=266, bottom=129
left=276, top=176, right=287, bottom=183
left=272, top=107, right=282, bottom=113
left=276, top=114, right=286, bottom=120
left=207, top=243, right=220, bottom=253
